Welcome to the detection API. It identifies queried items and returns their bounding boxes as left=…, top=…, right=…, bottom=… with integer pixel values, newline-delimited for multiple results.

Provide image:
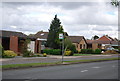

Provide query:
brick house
left=0, top=30, right=28, bottom=55
left=31, top=31, right=69, bottom=53
left=68, top=36, right=87, bottom=51
left=30, top=31, right=87, bottom=53
left=33, top=31, right=49, bottom=53
left=86, top=35, right=119, bottom=50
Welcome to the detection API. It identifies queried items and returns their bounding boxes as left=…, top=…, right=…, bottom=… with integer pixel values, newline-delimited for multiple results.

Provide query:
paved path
left=2, top=60, right=118, bottom=79
left=1, top=54, right=119, bottom=65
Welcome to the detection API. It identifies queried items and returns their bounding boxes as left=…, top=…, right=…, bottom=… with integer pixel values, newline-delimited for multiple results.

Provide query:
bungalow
left=0, top=30, right=28, bottom=55
left=68, top=36, right=87, bottom=51
left=31, top=31, right=69, bottom=53
left=86, top=35, right=119, bottom=50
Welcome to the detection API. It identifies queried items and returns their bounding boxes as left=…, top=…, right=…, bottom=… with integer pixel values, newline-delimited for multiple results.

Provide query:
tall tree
left=46, top=15, right=64, bottom=49
left=111, top=0, right=119, bottom=7
left=92, top=35, right=99, bottom=40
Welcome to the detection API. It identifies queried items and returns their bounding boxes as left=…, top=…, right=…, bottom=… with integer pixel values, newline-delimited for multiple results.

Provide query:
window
left=80, top=44, right=82, bottom=49
left=84, top=44, right=86, bottom=49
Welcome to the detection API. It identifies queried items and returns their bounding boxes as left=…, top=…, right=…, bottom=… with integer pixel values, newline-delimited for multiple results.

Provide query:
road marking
left=81, top=70, right=88, bottom=72
left=92, top=67, right=100, bottom=69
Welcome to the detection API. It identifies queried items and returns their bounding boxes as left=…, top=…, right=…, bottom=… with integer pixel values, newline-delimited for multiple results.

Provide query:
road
left=2, top=60, right=119, bottom=79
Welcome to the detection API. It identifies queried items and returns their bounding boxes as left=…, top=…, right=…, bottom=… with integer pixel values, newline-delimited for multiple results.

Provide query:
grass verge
left=1, top=57, right=119, bottom=70
left=1, top=62, right=61, bottom=70
left=64, top=57, right=120, bottom=63
left=73, top=54, right=93, bottom=56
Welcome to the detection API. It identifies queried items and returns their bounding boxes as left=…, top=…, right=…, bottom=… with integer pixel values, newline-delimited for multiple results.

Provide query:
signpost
left=59, top=33, right=64, bottom=63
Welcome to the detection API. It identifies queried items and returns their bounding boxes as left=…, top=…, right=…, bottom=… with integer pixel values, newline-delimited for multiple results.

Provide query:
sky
left=0, top=0, right=119, bottom=39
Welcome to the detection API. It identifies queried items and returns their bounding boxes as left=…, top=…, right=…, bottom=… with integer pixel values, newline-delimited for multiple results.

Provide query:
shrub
left=3, top=50, right=17, bottom=58
left=43, top=49, right=53, bottom=54
left=52, top=49, right=61, bottom=55
left=94, top=49, right=101, bottom=54
left=78, top=50, right=81, bottom=54
left=64, top=37, right=77, bottom=55
left=118, top=48, right=120, bottom=53
left=43, top=53, right=47, bottom=57
left=81, top=49, right=86, bottom=54
left=43, top=49, right=61, bottom=55
left=86, top=49, right=94, bottom=54
left=64, top=51, right=72, bottom=56
left=67, top=45, right=77, bottom=56
left=23, top=50, right=33, bottom=57
left=81, top=49, right=94, bottom=54
left=0, top=44, right=4, bottom=57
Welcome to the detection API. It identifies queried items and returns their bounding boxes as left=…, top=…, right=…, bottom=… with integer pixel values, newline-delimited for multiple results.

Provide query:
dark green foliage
left=52, top=49, right=61, bottom=55
left=0, top=44, right=3, bottom=54
left=64, top=37, right=77, bottom=55
left=81, top=49, right=94, bottom=54
left=43, top=49, right=61, bottom=55
left=94, top=49, right=101, bottom=54
left=111, top=0, right=119, bottom=7
left=81, top=49, right=86, bottom=54
left=68, top=45, right=77, bottom=55
left=93, top=35, right=99, bottom=40
left=22, top=50, right=33, bottom=57
left=118, top=48, right=120, bottom=53
left=46, top=15, right=64, bottom=49
left=0, top=44, right=4, bottom=57
left=43, top=49, right=53, bottom=54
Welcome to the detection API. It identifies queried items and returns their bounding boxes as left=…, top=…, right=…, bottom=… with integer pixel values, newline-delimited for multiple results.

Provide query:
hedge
left=94, top=49, right=101, bottom=54
left=81, top=49, right=94, bottom=54
left=81, top=49, right=101, bottom=54
left=43, top=49, right=61, bottom=55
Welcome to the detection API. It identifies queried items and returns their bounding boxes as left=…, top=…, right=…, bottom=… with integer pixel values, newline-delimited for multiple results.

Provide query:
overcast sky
left=1, top=0, right=118, bottom=39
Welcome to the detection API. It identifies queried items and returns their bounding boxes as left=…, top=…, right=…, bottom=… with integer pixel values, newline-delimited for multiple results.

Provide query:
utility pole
left=59, top=33, right=64, bottom=63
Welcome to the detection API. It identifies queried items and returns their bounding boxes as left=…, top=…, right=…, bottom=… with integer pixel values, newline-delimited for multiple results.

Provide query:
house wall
left=35, top=40, right=41, bottom=53
left=10, top=36, right=18, bottom=53
left=28, top=41, right=35, bottom=53
left=92, top=43, right=98, bottom=50
left=73, top=39, right=87, bottom=51
left=77, top=39, right=87, bottom=51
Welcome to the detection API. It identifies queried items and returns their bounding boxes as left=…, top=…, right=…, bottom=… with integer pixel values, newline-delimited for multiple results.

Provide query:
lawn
left=73, top=54, right=93, bottom=56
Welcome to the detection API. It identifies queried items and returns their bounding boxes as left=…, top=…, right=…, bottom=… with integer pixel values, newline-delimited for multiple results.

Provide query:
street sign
left=59, top=33, right=63, bottom=39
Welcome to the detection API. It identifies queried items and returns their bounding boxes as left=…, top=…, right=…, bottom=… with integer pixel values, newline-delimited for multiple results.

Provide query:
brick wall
left=10, top=36, right=18, bottom=53
left=92, top=43, right=98, bottom=50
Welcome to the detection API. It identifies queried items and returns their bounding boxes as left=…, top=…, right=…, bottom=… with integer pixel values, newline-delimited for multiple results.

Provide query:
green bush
left=43, top=49, right=61, bottom=55
left=23, top=50, right=33, bottom=57
left=94, top=49, right=101, bottom=54
left=52, top=49, right=61, bottom=55
left=87, top=49, right=94, bottom=54
left=64, top=51, right=72, bottom=56
left=81, top=49, right=94, bottom=54
left=0, top=44, right=4, bottom=57
left=2, top=50, right=17, bottom=58
left=43, top=49, right=53, bottom=54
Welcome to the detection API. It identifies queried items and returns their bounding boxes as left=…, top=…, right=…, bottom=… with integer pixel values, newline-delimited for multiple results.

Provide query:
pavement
left=0, top=54, right=119, bottom=65
left=2, top=60, right=119, bottom=79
